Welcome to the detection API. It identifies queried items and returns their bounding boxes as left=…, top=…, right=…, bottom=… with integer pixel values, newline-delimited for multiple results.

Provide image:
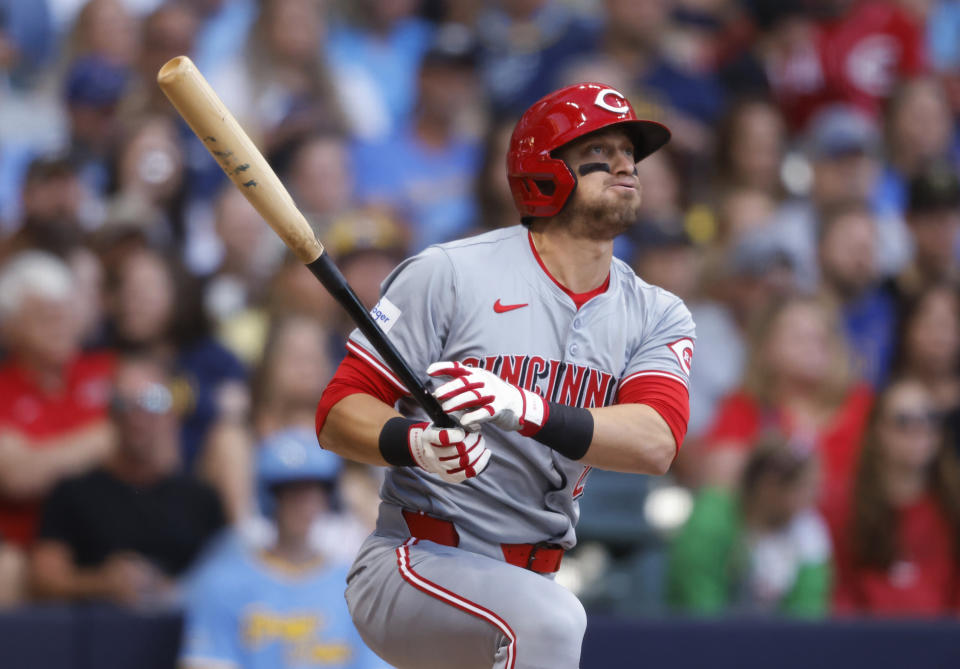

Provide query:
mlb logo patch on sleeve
left=370, top=297, right=402, bottom=334
left=668, top=338, right=694, bottom=375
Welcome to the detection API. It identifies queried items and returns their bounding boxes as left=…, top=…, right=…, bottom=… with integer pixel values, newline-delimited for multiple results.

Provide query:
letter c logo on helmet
left=506, top=82, right=671, bottom=221
left=594, top=88, right=630, bottom=114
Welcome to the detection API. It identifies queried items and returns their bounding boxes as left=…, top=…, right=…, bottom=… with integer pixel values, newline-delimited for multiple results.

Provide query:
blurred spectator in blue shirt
left=351, top=28, right=483, bottom=251
left=63, top=55, right=130, bottom=199
left=324, top=0, right=434, bottom=141
left=816, top=201, right=897, bottom=388
left=180, top=428, right=388, bottom=669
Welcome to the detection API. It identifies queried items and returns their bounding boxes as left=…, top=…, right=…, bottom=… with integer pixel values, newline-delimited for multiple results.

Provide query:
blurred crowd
left=1, top=0, right=960, bottom=660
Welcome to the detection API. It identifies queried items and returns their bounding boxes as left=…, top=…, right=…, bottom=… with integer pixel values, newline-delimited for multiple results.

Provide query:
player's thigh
left=346, top=535, right=586, bottom=669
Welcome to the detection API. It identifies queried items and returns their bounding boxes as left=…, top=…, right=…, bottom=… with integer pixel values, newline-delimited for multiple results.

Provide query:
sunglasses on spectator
left=112, top=383, right=174, bottom=415
left=886, top=409, right=942, bottom=430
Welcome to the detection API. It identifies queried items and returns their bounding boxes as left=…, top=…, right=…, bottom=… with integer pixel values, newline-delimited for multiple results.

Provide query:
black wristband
left=378, top=417, right=419, bottom=467
left=532, top=403, right=594, bottom=460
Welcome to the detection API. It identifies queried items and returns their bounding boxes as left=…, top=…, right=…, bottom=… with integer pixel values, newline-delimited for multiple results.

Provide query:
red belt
left=402, top=509, right=564, bottom=574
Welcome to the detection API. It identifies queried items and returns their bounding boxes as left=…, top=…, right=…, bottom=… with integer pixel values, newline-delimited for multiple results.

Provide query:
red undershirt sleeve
left=616, top=375, right=690, bottom=450
left=315, top=351, right=407, bottom=438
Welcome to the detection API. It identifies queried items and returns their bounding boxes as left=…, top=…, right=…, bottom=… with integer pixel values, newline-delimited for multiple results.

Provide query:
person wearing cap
left=885, top=159, right=960, bottom=303
left=30, top=354, right=226, bottom=605
left=350, top=26, right=483, bottom=253
left=766, top=104, right=911, bottom=291
left=668, top=434, right=831, bottom=617
left=63, top=55, right=130, bottom=197
left=179, top=427, right=388, bottom=669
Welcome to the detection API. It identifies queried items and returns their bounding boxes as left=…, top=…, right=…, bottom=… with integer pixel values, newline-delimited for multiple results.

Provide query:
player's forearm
left=580, top=404, right=676, bottom=475
left=318, top=393, right=402, bottom=466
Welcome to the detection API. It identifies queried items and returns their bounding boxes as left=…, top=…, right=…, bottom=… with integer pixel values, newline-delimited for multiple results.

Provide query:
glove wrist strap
left=379, top=417, right=420, bottom=467
left=531, top=403, right=594, bottom=460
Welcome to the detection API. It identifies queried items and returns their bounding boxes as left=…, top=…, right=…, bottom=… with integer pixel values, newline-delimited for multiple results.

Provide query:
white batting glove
left=407, top=422, right=491, bottom=484
left=427, top=361, right=547, bottom=435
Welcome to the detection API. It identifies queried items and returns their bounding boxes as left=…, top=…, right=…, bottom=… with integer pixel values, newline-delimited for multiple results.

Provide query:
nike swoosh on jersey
left=493, top=299, right=529, bottom=313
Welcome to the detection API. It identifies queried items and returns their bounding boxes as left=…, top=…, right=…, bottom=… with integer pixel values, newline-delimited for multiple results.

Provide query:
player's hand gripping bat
left=157, top=55, right=456, bottom=428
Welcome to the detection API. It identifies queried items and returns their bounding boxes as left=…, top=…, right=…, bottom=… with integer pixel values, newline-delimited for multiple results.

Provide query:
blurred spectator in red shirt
left=825, top=377, right=960, bottom=615
left=704, top=294, right=873, bottom=505
left=817, top=0, right=927, bottom=120
left=0, top=251, right=115, bottom=547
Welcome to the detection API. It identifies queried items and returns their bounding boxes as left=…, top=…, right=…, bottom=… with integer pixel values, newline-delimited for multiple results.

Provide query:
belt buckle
left=526, top=541, right=555, bottom=571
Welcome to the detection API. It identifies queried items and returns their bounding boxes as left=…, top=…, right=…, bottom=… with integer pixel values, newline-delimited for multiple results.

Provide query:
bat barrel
left=157, top=56, right=323, bottom=264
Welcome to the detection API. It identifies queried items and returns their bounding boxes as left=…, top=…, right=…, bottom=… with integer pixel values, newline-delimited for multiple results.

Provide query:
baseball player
left=315, top=82, right=695, bottom=669
left=179, top=428, right=389, bottom=669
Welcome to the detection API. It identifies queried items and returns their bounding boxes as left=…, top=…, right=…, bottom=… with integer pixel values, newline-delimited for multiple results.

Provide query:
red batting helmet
left=506, top=82, right=670, bottom=219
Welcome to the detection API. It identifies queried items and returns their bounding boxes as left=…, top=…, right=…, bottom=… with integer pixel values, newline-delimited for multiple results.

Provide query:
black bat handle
left=306, top=252, right=457, bottom=428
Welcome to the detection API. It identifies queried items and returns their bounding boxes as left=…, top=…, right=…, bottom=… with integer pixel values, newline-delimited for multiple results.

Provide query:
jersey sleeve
left=345, top=245, right=459, bottom=394
left=620, top=294, right=696, bottom=390
left=617, top=293, right=696, bottom=446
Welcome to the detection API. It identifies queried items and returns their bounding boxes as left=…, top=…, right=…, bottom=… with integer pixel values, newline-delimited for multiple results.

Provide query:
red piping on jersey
left=396, top=539, right=517, bottom=669
left=527, top=232, right=610, bottom=310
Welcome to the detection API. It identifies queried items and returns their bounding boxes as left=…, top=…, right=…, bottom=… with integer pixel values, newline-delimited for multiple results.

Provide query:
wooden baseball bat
left=157, top=55, right=455, bottom=428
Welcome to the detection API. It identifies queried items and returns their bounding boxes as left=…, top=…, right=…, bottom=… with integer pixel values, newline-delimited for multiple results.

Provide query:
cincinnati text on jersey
left=459, top=354, right=617, bottom=408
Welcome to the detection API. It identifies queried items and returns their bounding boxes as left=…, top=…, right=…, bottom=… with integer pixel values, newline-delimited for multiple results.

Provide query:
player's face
left=555, top=129, right=643, bottom=240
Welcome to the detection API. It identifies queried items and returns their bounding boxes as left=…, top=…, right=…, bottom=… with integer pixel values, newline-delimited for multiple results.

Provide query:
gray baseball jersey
left=346, top=224, right=695, bottom=555
left=341, top=224, right=695, bottom=669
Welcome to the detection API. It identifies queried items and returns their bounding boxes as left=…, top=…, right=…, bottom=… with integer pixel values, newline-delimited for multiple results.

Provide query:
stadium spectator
left=713, top=97, right=787, bottom=200
left=30, top=354, right=226, bottom=605
left=119, top=2, right=200, bottom=121
left=287, top=132, right=356, bottom=235
left=875, top=76, right=956, bottom=219
left=105, top=246, right=249, bottom=519
left=107, top=114, right=186, bottom=249
left=702, top=295, right=873, bottom=506
left=473, top=116, right=519, bottom=232
left=207, top=0, right=345, bottom=154
left=252, top=315, right=333, bottom=439
left=825, top=377, right=960, bottom=615
left=351, top=28, right=483, bottom=251
left=179, top=428, right=387, bottom=668
left=668, top=435, right=831, bottom=616
left=816, top=0, right=928, bottom=120
left=886, top=160, right=960, bottom=303
left=631, top=218, right=699, bottom=303
left=62, top=55, right=131, bottom=199
left=0, top=251, right=115, bottom=547
left=891, top=284, right=960, bottom=417
left=474, top=0, right=598, bottom=117
left=0, top=156, right=88, bottom=263
left=64, top=0, right=138, bottom=67
left=816, top=202, right=897, bottom=388
left=204, top=186, right=284, bottom=365
left=324, top=209, right=407, bottom=348
left=684, top=229, right=796, bottom=447
left=765, top=104, right=910, bottom=290
left=591, top=0, right=725, bottom=157
left=324, top=0, right=434, bottom=140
